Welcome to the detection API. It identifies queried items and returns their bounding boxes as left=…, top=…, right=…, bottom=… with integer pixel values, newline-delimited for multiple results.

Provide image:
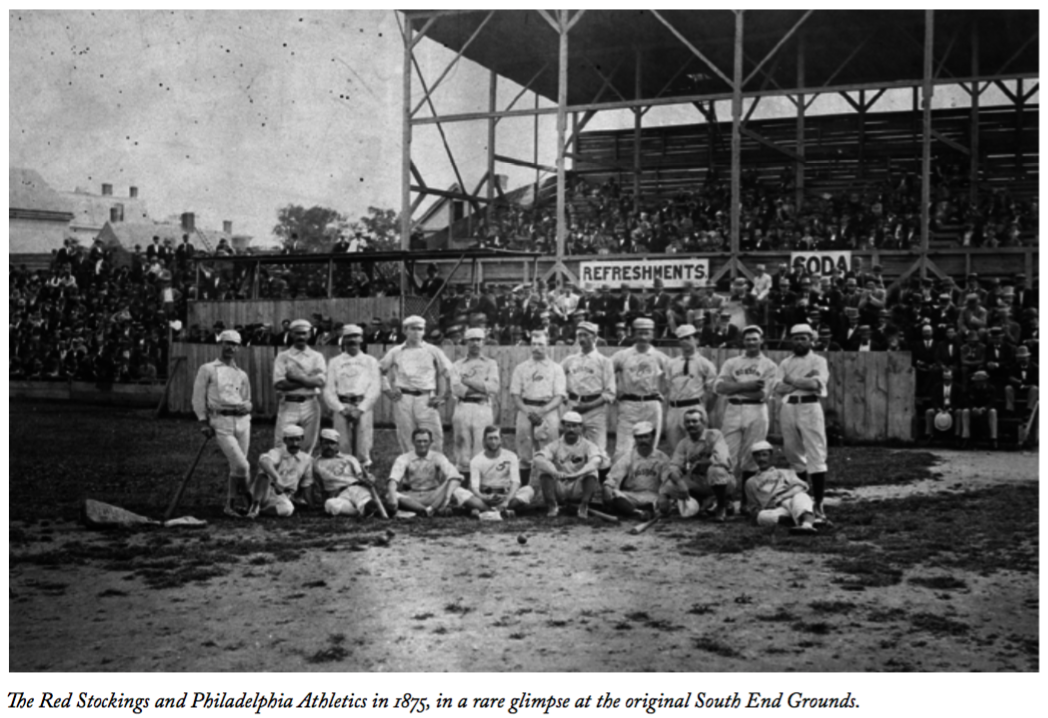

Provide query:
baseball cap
left=217, top=329, right=242, bottom=344
left=562, top=411, right=583, bottom=424
left=464, top=327, right=485, bottom=340
left=289, top=319, right=312, bottom=331
left=320, top=428, right=340, bottom=443
left=341, top=324, right=364, bottom=337
left=283, top=425, right=305, bottom=439
left=632, top=421, right=655, bottom=436
left=675, top=324, right=697, bottom=339
left=577, top=321, right=599, bottom=335
left=633, top=318, right=655, bottom=330
left=403, top=315, right=426, bottom=328
left=750, top=440, right=773, bottom=453
left=789, top=324, right=814, bottom=336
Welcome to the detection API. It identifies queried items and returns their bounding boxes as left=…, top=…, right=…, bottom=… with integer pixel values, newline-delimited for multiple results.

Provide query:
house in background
left=97, top=212, right=250, bottom=264
left=62, top=182, right=151, bottom=245
left=9, top=167, right=75, bottom=265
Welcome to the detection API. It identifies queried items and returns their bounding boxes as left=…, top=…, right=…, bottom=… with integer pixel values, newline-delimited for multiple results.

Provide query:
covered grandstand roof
left=403, top=10, right=1038, bottom=107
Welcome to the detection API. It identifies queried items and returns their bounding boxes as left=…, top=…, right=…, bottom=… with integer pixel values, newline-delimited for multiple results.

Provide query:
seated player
left=246, top=424, right=313, bottom=519
left=469, top=426, right=526, bottom=515
left=664, top=407, right=736, bottom=521
left=312, top=428, right=381, bottom=517
left=530, top=411, right=605, bottom=518
left=602, top=421, right=671, bottom=519
left=386, top=428, right=488, bottom=517
left=744, top=441, right=823, bottom=535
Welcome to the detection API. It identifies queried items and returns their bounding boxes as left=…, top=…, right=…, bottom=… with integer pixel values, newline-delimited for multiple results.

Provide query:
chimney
left=181, top=212, right=195, bottom=232
left=129, top=186, right=138, bottom=199
left=223, top=220, right=233, bottom=234
left=101, top=183, right=113, bottom=196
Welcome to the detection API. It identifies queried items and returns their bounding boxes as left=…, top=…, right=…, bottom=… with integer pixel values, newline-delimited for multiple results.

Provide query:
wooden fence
left=188, top=296, right=427, bottom=331
left=167, top=343, right=914, bottom=442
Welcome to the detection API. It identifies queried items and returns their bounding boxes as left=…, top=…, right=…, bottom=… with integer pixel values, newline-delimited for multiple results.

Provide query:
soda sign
left=789, top=251, right=853, bottom=277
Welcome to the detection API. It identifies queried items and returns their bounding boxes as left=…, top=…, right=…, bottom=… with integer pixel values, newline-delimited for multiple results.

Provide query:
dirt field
left=8, top=402, right=1040, bottom=672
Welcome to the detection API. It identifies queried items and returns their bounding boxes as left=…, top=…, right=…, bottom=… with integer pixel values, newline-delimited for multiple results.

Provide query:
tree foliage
left=272, top=204, right=346, bottom=252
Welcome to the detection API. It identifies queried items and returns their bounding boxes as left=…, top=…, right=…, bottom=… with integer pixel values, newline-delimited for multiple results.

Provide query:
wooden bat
left=629, top=515, right=661, bottom=535
left=586, top=507, right=620, bottom=524
left=350, top=412, right=388, bottom=519
left=1019, top=400, right=1038, bottom=447
left=164, top=435, right=212, bottom=521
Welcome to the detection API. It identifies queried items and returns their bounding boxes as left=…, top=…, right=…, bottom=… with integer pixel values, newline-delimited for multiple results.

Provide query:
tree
left=349, top=206, right=400, bottom=251
left=272, top=204, right=346, bottom=252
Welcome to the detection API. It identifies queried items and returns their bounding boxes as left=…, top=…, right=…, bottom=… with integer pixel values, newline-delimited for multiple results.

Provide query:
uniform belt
left=283, top=394, right=314, bottom=403
left=215, top=409, right=248, bottom=417
left=728, top=398, right=764, bottom=405
left=338, top=394, right=363, bottom=404
left=568, top=392, right=602, bottom=403
left=786, top=395, right=819, bottom=404
left=621, top=393, right=660, bottom=402
left=459, top=396, right=487, bottom=404
left=669, top=398, right=704, bottom=408
left=522, top=398, right=551, bottom=406
left=399, top=388, right=427, bottom=396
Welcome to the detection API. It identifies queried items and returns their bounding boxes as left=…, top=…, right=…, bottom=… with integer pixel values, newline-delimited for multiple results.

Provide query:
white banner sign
left=579, top=258, right=710, bottom=289
left=790, top=251, right=853, bottom=277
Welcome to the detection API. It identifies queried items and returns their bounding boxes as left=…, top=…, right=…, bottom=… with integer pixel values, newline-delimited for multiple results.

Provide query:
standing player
left=612, top=317, right=671, bottom=460
left=313, top=428, right=380, bottom=517
left=379, top=315, right=454, bottom=454
left=664, top=324, right=718, bottom=450
left=714, top=326, right=778, bottom=501
left=450, top=328, right=500, bottom=474
left=273, top=318, right=326, bottom=455
left=774, top=324, right=831, bottom=519
left=510, top=332, right=566, bottom=484
left=323, top=324, right=381, bottom=468
left=561, top=320, right=616, bottom=454
left=192, top=329, right=252, bottom=518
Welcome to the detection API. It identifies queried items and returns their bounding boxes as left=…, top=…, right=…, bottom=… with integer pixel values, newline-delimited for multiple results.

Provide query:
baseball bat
left=164, top=435, right=212, bottom=521
left=629, top=514, right=660, bottom=535
left=1020, top=400, right=1038, bottom=446
left=586, top=507, right=620, bottom=524
left=350, top=411, right=388, bottom=519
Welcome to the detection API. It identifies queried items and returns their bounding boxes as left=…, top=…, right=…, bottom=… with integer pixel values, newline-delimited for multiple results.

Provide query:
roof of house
left=9, top=168, right=74, bottom=218
left=63, top=190, right=151, bottom=230
left=100, top=221, right=233, bottom=254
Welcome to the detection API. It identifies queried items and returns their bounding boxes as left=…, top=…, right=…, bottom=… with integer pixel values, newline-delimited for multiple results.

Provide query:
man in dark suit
left=1012, top=273, right=1037, bottom=313
left=608, top=283, right=643, bottom=330
left=701, top=311, right=741, bottom=349
left=983, top=327, right=1014, bottom=393
left=814, top=325, right=842, bottom=352
left=911, top=323, right=939, bottom=398
left=963, top=371, right=998, bottom=449
left=1005, top=345, right=1038, bottom=416
left=934, top=324, right=962, bottom=371
left=846, top=325, right=884, bottom=352
left=646, top=278, right=674, bottom=336
left=924, top=366, right=964, bottom=444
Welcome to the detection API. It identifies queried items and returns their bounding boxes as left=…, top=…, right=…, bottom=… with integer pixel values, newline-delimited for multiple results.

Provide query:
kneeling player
left=664, top=407, right=736, bottom=521
left=386, top=428, right=488, bottom=517
left=744, top=441, right=823, bottom=535
left=247, top=424, right=313, bottom=519
left=313, top=428, right=381, bottom=517
left=530, top=411, right=604, bottom=518
left=603, top=422, right=670, bottom=519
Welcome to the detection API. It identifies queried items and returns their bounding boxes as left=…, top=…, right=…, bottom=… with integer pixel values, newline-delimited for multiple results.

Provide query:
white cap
left=289, top=319, right=312, bottom=331
left=789, top=323, right=815, bottom=336
left=320, top=428, right=340, bottom=442
left=675, top=324, right=697, bottom=339
left=341, top=324, right=364, bottom=337
left=632, top=421, right=655, bottom=436
left=217, top=329, right=241, bottom=345
left=403, top=315, right=426, bottom=328
left=562, top=411, right=583, bottom=424
left=742, top=325, right=764, bottom=337
left=576, top=321, right=599, bottom=335
left=633, top=318, right=655, bottom=330
left=750, top=440, right=773, bottom=453
left=283, top=425, right=305, bottom=439
left=464, top=327, right=485, bottom=340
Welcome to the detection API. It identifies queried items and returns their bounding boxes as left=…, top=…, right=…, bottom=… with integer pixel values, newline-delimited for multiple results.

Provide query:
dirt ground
left=8, top=412, right=1039, bottom=672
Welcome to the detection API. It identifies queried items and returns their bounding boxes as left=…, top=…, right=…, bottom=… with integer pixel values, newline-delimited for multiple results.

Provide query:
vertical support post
left=969, top=24, right=980, bottom=204
left=534, top=92, right=540, bottom=199
left=730, top=11, right=744, bottom=261
left=920, top=10, right=934, bottom=273
left=633, top=49, right=643, bottom=202
left=487, top=70, right=497, bottom=223
left=327, top=258, right=334, bottom=299
left=1014, top=79, right=1024, bottom=179
left=795, top=31, right=805, bottom=212
left=400, top=19, right=413, bottom=299
left=858, top=89, right=866, bottom=180
left=555, top=11, right=569, bottom=271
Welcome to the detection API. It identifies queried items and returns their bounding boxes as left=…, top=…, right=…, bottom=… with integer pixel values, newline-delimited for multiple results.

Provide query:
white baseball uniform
left=612, top=346, right=671, bottom=460
left=777, top=351, right=830, bottom=474
left=379, top=342, right=454, bottom=454
left=665, top=351, right=718, bottom=450
left=451, top=354, right=500, bottom=472
left=273, top=345, right=326, bottom=455
left=389, top=449, right=473, bottom=507
left=313, top=452, right=372, bottom=515
left=509, top=357, right=567, bottom=469
left=605, top=447, right=670, bottom=508
left=561, top=348, right=616, bottom=452
left=714, top=352, right=778, bottom=473
left=744, top=466, right=814, bottom=527
left=192, top=358, right=252, bottom=484
left=469, top=448, right=523, bottom=509
left=323, top=351, right=381, bottom=466
left=252, top=446, right=313, bottom=517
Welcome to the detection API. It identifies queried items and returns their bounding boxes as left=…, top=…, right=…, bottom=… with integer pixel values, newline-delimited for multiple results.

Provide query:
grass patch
left=687, top=603, right=716, bottom=616
left=97, top=588, right=129, bottom=598
left=909, top=612, right=969, bottom=636
left=792, top=621, right=833, bottom=635
left=756, top=608, right=797, bottom=623
left=444, top=601, right=473, bottom=616
left=692, top=636, right=740, bottom=658
left=809, top=600, right=857, bottom=614
left=867, top=608, right=908, bottom=623
left=908, top=575, right=968, bottom=590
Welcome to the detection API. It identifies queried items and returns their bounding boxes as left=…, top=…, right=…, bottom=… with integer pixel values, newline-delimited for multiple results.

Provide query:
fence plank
left=865, top=352, right=889, bottom=442
left=886, top=352, right=915, bottom=441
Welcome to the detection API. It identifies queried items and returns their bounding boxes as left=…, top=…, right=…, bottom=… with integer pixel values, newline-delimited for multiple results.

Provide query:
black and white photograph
left=7, top=7, right=1040, bottom=688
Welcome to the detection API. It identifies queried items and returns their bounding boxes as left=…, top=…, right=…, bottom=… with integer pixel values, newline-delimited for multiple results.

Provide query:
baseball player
left=379, top=315, right=454, bottom=454
left=470, top=425, right=527, bottom=514
left=273, top=318, right=326, bottom=455
left=191, top=328, right=253, bottom=518
left=312, top=428, right=380, bottom=517
left=560, top=320, right=616, bottom=454
left=531, top=411, right=604, bottom=518
left=714, top=325, right=778, bottom=499
left=744, top=441, right=823, bottom=535
left=450, top=327, right=500, bottom=474
left=774, top=323, right=831, bottom=519
left=612, top=317, right=671, bottom=460
left=323, top=324, right=382, bottom=468
left=665, top=324, right=718, bottom=451
left=386, top=428, right=487, bottom=517
left=509, top=331, right=566, bottom=483
left=664, top=406, right=735, bottom=521
left=246, top=424, right=313, bottom=519
left=603, top=421, right=671, bottom=519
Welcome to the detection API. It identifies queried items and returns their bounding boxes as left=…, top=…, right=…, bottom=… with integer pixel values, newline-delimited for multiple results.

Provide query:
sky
left=9, top=9, right=1025, bottom=247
